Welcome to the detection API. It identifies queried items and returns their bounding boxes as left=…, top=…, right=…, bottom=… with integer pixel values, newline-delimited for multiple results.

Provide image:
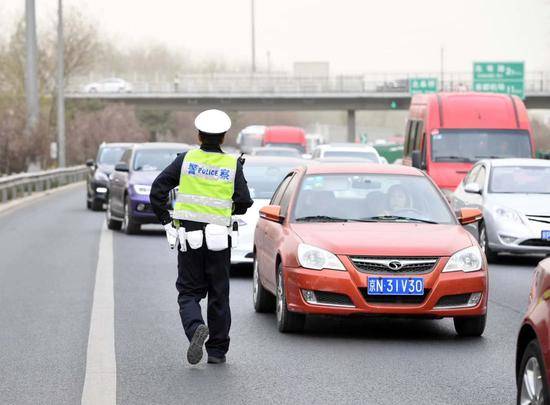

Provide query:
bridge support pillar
left=347, top=109, right=356, bottom=142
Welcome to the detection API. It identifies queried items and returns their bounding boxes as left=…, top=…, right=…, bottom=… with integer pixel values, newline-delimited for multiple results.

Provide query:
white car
left=231, top=156, right=306, bottom=265
left=83, top=78, right=133, bottom=93
left=311, top=144, right=382, bottom=163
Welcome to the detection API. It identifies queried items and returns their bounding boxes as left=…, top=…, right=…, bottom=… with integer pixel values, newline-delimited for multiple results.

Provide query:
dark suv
left=86, top=142, right=133, bottom=211
left=105, top=142, right=190, bottom=234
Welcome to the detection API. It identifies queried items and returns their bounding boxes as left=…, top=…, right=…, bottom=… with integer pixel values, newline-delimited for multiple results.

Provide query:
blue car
left=106, top=142, right=190, bottom=234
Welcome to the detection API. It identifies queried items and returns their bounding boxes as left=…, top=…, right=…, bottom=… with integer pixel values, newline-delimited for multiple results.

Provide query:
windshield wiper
left=361, top=215, right=438, bottom=224
left=295, top=215, right=350, bottom=223
left=433, top=156, right=473, bottom=163
left=474, top=155, right=503, bottom=159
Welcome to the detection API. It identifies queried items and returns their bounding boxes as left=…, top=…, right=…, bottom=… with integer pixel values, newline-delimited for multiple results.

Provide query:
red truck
left=402, top=92, right=536, bottom=193
left=263, top=126, right=307, bottom=154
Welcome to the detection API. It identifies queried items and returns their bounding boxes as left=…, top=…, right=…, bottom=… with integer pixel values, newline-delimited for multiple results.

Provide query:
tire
left=453, top=314, right=486, bottom=337
left=105, top=198, right=122, bottom=231
left=276, top=263, right=305, bottom=333
left=123, top=196, right=140, bottom=234
left=86, top=197, right=92, bottom=210
left=252, top=257, right=276, bottom=313
left=479, top=222, right=498, bottom=263
left=91, top=198, right=103, bottom=211
left=517, top=339, right=549, bottom=405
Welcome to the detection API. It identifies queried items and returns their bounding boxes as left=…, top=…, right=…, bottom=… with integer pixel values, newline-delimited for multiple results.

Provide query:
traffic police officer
left=150, top=109, right=253, bottom=365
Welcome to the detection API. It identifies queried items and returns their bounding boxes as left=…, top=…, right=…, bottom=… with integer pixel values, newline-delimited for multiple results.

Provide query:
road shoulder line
left=81, top=223, right=116, bottom=405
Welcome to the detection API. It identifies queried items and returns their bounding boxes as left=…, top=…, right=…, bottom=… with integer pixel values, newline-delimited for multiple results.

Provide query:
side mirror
left=114, top=162, right=129, bottom=172
left=411, top=150, right=425, bottom=170
left=86, top=159, right=95, bottom=167
left=464, top=182, right=482, bottom=194
left=458, top=207, right=483, bottom=225
left=259, top=205, right=284, bottom=223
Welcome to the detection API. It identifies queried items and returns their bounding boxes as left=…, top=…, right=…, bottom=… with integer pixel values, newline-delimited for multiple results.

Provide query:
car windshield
left=323, top=150, right=379, bottom=162
left=239, top=133, right=264, bottom=149
left=244, top=164, right=297, bottom=199
left=293, top=173, right=455, bottom=224
left=133, top=149, right=182, bottom=171
left=431, top=130, right=532, bottom=163
left=97, top=147, right=128, bottom=165
left=253, top=149, right=300, bottom=158
left=489, top=166, right=550, bottom=194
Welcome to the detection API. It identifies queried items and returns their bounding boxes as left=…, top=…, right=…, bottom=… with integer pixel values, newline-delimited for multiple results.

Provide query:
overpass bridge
left=65, top=73, right=550, bottom=140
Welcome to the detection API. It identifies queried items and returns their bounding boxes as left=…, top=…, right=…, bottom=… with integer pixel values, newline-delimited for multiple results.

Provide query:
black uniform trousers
left=176, top=238, right=231, bottom=358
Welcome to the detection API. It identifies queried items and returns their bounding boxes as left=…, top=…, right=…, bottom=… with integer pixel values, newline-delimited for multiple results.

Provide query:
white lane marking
left=81, top=223, right=116, bottom=405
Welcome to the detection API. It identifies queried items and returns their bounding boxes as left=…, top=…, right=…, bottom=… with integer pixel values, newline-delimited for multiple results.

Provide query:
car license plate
left=367, top=277, right=424, bottom=296
left=542, top=231, right=550, bottom=241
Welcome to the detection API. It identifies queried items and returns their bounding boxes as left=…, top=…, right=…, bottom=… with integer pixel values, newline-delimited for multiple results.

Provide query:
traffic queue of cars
left=85, top=91, right=549, bottom=403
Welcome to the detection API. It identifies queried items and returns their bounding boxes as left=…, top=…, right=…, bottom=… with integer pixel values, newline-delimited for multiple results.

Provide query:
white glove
left=164, top=223, right=178, bottom=249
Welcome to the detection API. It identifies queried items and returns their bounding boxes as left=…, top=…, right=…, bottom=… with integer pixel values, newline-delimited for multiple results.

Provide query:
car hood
left=97, top=164, right=114, bottom=175
left=428, top=162, right=474, bottom=190
left=290, top=222, right=473, bottom=257
left=486, top=193, right=550, bottom=216
left=129, top=171, right=160, bottom=185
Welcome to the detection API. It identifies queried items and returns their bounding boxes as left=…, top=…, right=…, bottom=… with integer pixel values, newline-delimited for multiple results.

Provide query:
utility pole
left=25, top=0, right=40, bottom=133
left=251, top=0, right=256, bottom=73
left=56, top=0, right=66, bottom=167
left=440, top=45, right=445, bottom=91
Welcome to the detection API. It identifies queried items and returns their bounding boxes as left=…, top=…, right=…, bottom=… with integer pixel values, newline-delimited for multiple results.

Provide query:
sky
left=1, top=0, right=550, bottom=74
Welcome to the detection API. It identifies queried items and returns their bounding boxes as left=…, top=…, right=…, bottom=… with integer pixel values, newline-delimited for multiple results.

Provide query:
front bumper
left=283, top=256, right=487, bottom=317
left=89, top=180, right=108, bottom=202
left=488, top=218, right=550, bottom=254
left=231, top=248, right=254, bottom=264
left=128, top=193, right=158, bottom=225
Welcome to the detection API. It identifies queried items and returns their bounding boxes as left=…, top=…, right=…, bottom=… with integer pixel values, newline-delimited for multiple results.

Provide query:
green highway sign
left=409, top=78, right=438, bottom=94
left=473, top=62, right=525, bottom=99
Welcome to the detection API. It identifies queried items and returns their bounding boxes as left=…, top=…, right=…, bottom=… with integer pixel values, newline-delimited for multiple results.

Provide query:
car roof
left=317, top=144, right=378, bottom=153
left=133, top=142, right=190, bottom=150
left=252, top=146, right=298, bottom=151
left=484, top=158, right=550, bottom=167
left=304, top=162, right=423, bottom=176
left=242, top=156, right=307, bottom=166
left=100, top=142, right=134, bottom=148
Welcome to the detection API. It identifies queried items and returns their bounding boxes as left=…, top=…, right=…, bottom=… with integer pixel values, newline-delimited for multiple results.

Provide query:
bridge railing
left=0, top=166, right=88, bottom=204
left=65, top=72, right=550, bottom=95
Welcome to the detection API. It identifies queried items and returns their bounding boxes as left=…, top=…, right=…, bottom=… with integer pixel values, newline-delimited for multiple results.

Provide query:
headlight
left=442, top=246, right=483, bottom=273
left=297, top=243, right=345, bottom=271
left=132, top=184, right=151, bottom=195
left=493, top=205, right=522, bottom=223
left=94, top=171, right=109, bottom=182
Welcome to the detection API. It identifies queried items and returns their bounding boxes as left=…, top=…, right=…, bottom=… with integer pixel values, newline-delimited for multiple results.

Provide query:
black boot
left=207, top=355, right=226, bottom=364
left=187, top=324, right=209, bottom=365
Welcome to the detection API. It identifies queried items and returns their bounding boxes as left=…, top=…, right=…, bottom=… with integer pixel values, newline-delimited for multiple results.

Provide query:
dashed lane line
left=81, top=223, right=116, bottom=405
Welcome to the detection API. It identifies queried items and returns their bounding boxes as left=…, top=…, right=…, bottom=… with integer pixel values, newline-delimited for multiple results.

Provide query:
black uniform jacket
left=150, top=145, right=253, bottom=232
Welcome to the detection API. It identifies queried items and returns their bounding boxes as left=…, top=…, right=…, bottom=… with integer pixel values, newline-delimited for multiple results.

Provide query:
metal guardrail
left=0, top=166, right=88, bottom=204
left=65, top=72, right=550, bottom=95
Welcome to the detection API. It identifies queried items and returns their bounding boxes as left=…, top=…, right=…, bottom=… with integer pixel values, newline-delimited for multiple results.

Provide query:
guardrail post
left=1, top=188, right=7, bottom=203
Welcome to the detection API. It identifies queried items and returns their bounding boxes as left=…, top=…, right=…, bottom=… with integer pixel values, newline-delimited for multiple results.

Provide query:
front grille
left=350, top=256, right=438, bottom=275
left=435, top=293, right=471, bottom=308
left=359, top=288, right=431, bottom=305
left=520, top=239, right=550, bottom=247
left=314, top=291, right=354, bottom=306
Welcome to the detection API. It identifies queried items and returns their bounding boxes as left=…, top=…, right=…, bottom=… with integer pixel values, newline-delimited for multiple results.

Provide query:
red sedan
left=516, top=258, right=550, bottom=404
left=252, top=163, right=488, bottom=335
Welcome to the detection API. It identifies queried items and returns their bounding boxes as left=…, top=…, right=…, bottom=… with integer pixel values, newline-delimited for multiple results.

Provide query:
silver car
left=452, top=158, right=550, bottom=261
left=231, top=156, right=306, bottom=265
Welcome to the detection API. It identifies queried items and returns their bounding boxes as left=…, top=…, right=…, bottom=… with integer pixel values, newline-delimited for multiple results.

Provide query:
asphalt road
left=0, top=184, right=541, bottom=405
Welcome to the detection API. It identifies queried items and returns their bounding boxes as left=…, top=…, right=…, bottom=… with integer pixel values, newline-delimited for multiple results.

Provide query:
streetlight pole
left=56, top=0, right=66, bottom=167
left=251, top=0, right=256, bottom=73
left=24, top=0, right=39, bottom=133
left=440, top=45, right=445, bottom=91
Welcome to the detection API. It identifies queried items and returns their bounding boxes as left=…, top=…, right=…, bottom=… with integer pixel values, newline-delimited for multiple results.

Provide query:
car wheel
left=86, top=195, right=92, bottom=210
left=91, top=198, right=103, bottom=211
left=453, top=314, right=486, bottom=337
left=518, top=339, right=549, bottom=405
left=123, top=196, right=140, bottom=234
left=276, top=263, right=305, bottom=333
left=105, top=198, right=122, bottom=231
left=479, top=223, right=498, bottom=263
left=253, top=257, right=276, bottom=313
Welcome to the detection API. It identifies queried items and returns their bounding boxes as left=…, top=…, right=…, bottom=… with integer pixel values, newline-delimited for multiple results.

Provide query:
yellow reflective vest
left=173, top=149, right=237, bottom=226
